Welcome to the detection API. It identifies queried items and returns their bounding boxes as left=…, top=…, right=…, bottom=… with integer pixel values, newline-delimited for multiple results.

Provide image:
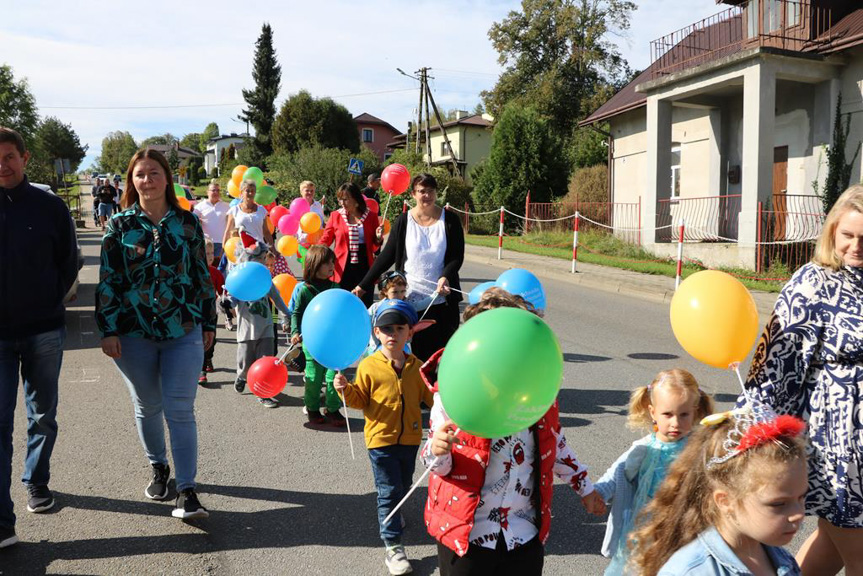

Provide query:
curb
left=463, top=249, right=779, bottom=318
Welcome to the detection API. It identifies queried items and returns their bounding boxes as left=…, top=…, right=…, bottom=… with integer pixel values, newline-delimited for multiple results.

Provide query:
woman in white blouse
left=222, top=180, right=272, bottom=249
left=355, top=173, right=465, bottom=361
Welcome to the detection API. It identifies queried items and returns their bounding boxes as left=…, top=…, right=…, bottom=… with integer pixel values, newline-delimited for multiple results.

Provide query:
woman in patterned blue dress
left=97, top=149, right=216, bottom=521
left=745, top=184, right=863, bottom=575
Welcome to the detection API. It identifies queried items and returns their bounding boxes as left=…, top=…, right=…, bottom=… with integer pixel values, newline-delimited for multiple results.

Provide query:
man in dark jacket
left=0, top=127, right=78, bottom=549
left=362, top=173, right=381, bottom=205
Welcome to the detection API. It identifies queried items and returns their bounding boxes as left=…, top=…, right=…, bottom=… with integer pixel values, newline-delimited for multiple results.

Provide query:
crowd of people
left=1, top=127, right=862, bottom=576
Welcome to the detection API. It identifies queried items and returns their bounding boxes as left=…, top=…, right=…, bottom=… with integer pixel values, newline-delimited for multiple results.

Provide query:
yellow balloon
left=273, top=273, right=298, bottom=305
left=300, top=212, right=321, bottom=234
left=231, top=165, right=248, bottom=186
left=227, top=180, right=241, bottom=198
left=224, top=237, right=241, bottom=263
left=176, top=196, right=191, bottom=211
left=277, top=235, right=298, bottom=257
left=669, top=270, right=760, bottom=369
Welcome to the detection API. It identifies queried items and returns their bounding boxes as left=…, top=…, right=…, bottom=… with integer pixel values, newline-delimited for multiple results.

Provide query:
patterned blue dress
left=745, top=263, right=863, bottom=527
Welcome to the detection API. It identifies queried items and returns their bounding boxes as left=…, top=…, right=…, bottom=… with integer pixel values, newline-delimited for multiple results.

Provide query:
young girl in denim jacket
left=594, top=369, right=713, bottom=575
left=629, top=409, right=807, bottom=576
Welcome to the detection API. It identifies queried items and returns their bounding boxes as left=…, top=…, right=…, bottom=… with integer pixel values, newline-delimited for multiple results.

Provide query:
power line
left=41, top=88, right=418, bottom=110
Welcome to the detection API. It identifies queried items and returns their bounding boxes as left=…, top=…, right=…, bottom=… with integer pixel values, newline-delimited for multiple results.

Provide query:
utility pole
left=398, top=66, right=462, bottom=178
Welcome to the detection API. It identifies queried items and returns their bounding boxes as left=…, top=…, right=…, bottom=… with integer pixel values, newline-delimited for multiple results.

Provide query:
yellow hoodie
left=341, top=350, right=434, bottom=449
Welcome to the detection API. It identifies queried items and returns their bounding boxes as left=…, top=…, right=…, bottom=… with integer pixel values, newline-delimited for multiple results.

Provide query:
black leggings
left=340, top=249, right=373, bottom=307
left=437, top=535, right=543, bottom=576
left=411, top=301, right=460, bottom=362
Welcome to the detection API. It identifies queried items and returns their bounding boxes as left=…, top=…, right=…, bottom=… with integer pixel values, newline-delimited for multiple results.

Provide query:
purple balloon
left=278, top=213, right=300, bottom=236
left=289, top=197, right=310, bottom=216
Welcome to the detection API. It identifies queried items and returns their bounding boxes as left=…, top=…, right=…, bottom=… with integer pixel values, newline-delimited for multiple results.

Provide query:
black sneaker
left=234, top=378, right=245, bottom=394
left=204, top=360, right=214, bottom=373
left=26, top=485, right=54, bottom=513
left=0, top=526, right=18, bottom=548
left=145, top=463, right=171, bottom=500
left=259, top=397, right=279, bottom=408
left=172, top=488, right=209, bottom=520
left=306, top=410, right=326, bottom=425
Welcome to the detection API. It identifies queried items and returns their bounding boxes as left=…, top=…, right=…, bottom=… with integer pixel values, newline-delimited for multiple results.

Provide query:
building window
left=362, top=128, right=374, bottom=143
left=786, top=0, right=801, bottom=27
left=441, top=142, right=449, bottom=157
left=764, top=0, right=781, bottom=33
left=383, top=152, right=393, bottom=161
left=670, top=144, right=682, bottom=198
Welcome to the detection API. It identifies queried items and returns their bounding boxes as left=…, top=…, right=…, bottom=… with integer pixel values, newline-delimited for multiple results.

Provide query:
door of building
left=772, top=146, right=789, bottom=241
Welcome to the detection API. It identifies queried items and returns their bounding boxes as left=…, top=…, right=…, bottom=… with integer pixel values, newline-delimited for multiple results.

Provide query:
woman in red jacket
left=318, top=182, right=383, bottom=307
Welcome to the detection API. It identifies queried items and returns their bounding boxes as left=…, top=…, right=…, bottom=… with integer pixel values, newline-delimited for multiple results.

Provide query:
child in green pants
left=290, top=245, right=346, bottom=427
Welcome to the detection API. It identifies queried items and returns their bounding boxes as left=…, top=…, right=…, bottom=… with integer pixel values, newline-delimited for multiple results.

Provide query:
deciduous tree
left=271, top=90, right=359, bottom=154
left=99, top=131, right=138, bottom=175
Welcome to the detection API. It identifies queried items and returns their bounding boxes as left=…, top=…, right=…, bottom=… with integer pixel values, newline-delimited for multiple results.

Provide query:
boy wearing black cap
left=334, top=299, right=434, bottom=575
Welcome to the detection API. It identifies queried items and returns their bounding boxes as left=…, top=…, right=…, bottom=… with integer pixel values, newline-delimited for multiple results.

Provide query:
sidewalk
left=463, top=243, right=780, bottom=318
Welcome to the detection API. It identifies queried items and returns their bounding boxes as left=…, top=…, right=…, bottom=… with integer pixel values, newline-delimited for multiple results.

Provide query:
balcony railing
left=649, top=0, right=832, bottom=78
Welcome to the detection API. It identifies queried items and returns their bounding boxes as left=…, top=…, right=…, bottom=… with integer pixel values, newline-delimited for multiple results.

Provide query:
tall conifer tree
left=240, top=23, right=281, bottom=167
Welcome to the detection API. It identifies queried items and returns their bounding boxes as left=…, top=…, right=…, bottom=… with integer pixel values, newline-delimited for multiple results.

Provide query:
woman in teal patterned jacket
left=96, top=148, right=216, bottom=520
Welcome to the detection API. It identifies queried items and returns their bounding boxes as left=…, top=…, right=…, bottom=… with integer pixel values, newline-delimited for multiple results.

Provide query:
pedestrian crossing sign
left=347, top=158, right=364, bottom=175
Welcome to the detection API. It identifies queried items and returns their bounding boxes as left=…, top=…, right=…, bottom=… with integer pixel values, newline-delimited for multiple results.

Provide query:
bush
left=563, top=164, right=608, bottom=204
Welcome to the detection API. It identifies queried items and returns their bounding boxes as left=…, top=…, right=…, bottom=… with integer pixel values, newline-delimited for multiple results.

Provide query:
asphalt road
left=2, top=225, right=817, bottom=575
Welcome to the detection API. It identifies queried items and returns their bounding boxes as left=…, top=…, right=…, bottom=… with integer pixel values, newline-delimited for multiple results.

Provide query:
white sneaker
left=385, top=545, right=413, bottom=575
left=225, top=319, right=234, bottom=331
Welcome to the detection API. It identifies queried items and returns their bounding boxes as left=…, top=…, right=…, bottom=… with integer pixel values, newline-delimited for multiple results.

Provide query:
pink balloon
left=278, top=213, right=300, bottom=236
left=290, top=197, right=310, bottom=216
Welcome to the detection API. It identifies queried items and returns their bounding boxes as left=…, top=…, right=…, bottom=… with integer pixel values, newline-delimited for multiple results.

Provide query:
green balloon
left=173, top=183, right=184, bottom=195
left=297, top=244, right=307, bottom=264
left=255, top=185, right=277, bottom=205
left=438, top=307, right=562, bottom=438
left=242, top=166, right=265, bottom=189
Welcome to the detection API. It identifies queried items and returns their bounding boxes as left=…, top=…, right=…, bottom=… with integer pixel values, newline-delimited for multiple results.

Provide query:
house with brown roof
left=581, top=1, right=863, bottom=270
left=354, top=113, right=401, bottom=162
left=387, top=112, right=494, bottom=184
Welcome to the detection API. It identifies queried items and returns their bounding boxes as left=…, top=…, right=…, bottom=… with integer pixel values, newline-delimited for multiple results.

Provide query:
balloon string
left=409, top=275, right=470, bottom=296
left=731, top=362, right=756, bottom=407
left=418, top=292, right=438, bottom=323
left=276, top=343, right=296, bottom=364
left=383, top=194, right=393, bottom=223
left=337, top=369, right=356, bottom=460
left=383, top=427, right=460, bottom=525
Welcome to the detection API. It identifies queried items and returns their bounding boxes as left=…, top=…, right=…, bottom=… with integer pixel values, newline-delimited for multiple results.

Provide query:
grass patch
left=466, top=230, right=786, bottom=293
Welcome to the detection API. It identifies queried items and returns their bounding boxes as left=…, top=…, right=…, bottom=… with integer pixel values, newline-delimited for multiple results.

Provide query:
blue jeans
left=113, top=327, right=203, bottom=491
left=0, top=327, right=65, bottom=529
left=368, top=444, right=419, bottom=545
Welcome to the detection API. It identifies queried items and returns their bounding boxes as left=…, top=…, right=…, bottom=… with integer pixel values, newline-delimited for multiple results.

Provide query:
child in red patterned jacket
left=421, top=287, right=606, bottom=576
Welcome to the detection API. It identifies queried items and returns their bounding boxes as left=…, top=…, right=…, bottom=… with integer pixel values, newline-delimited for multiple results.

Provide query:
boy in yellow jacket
left=334, top=299, right=433, bottom=576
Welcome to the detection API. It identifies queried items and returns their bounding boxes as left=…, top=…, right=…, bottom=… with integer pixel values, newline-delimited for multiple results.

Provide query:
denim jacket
left=659, top=527, right=801, bottom=575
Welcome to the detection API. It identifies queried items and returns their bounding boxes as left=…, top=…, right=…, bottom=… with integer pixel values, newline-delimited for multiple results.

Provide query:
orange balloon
left=306, top=229, right=323, bottom=244
left=669, top=270, right=760, bottom=369
left=176, top=197, right=191, bottom=211
left=273, top=273, right=298, bottom=306
left=227, top=180, right=241, bottom=198
left=277, top=235, right=298, bottom=257
left=224, top=237, right=241, bottom=263
left=300, top=212, right=321, bottom=234
left=382, top=219, right=391, bottom=235
left=231, top=165, right=248, bottom=186
left=265, top=217, right=275, bottom=234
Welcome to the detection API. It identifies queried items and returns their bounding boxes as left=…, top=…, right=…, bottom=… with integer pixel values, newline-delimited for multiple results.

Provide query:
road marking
left=70, top=368, right=100, bottom=383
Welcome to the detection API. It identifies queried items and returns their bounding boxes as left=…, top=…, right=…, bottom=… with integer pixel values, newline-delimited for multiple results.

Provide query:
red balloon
left=381, top=164, right=411, bottom=196
left=247, top=356, right=288, bottom=398
left=265, top=201, right=277, bottom=212
left=270, top=206, right=289, bottom=228
left=365, top=197, right=379, bottom=214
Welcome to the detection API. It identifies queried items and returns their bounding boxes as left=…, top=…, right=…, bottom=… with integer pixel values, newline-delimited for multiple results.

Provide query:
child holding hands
left=422, top=287, right=606, bottom=576
left=290, top=245, right=345, bottom=426
left=630, top=404, right=807, bottom=576
left=334, top=299, right=434, bottom=576
left=594, top=369, right=714, bottom=575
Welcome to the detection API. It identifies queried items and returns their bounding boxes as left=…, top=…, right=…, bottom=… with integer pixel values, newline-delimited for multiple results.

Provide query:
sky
left=2, top=0, right=721, bottom=169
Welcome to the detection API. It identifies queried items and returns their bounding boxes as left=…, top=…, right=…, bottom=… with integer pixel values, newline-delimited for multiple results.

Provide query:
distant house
left=387, top=112, right=494, bottom=184
left=354, top=113, right=401, bottom=162
left=147, top=142, right=201, bottom=166
left=580, top=1, right=863, bottom=270
left=203, top=133, right=248, bottom=177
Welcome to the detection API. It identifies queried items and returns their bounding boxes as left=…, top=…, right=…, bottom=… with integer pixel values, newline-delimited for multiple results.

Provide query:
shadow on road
left=0, top=486, right=443, bottom=575
left=557, top=388, right=630, bottom=416
left=562, top=353, right=612, bottom=364
left=626, top=352, right=679, bottom=361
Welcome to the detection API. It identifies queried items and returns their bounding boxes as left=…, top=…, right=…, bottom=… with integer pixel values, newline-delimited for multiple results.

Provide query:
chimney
left=454, top=110, right=469, bottom=120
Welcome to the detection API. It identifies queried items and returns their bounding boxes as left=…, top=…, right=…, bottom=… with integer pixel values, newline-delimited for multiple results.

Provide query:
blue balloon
left=302, top=289, right=371, bottom=370
left=468, top=281, right=496, bottom=305
left=496, top=268, right=547, bottom=311
left=225, top=262, right=272, bottom=302
left=230, top=198, right=240, bottom=207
